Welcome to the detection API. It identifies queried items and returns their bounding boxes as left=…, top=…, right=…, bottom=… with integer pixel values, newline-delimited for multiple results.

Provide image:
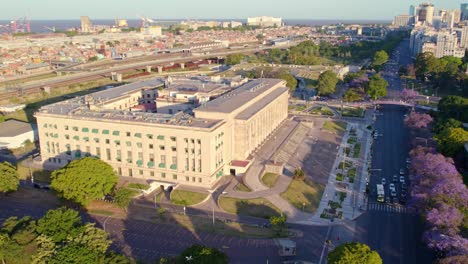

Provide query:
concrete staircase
left=272, top=122, right=310, bottom=164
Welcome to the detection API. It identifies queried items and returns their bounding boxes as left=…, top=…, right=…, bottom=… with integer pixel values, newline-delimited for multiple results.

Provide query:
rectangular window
left=149, top=144, right=154, bottom=149
left=139, top=170, right=143, bottom=175
left=126, top=132, right=131, bottom=137
left=150, top=171, right=155, bottom=177
left=112, top=131, right=120, bottom=136
left=161, top=172, right=166, bottom=178
left=102, top=129, right=110, bottom=135
left=64, top=125, right=69, bottom=130
left=128, top=169, right=133, bottom=177
left=157, top=135, right=165, bottom=140
left=83, top=137, right=89, bottom=142
left=185, top=176, right=189, bottom=181
left=105, top=139, right=110, bottom=144
left=92, top=128, right=99, bottom=134
left=147, top=134, right=153, bottom=139
left=126, top=141, right=131, bottom=147
left=65, top=135, right=70, bottom=140
left=106, top=149, right=111, bottom=161
left=173, top=174, right=177, bottom=180
left=116, top=150, right=122, bottom=161
left=138, top=152, right=143, bottom=160
left=137, top=142, right=142, bottom=148
left=159, top=145, right=165, bottom=151
left=73, top=135, right=79, bottom=141
left=115, top=140, right=121, bottom=146
left=149, top=154, right=155, bottom=162
left=171, top=136, right=177, bottom=142
left=198, top=178, right=202, bottom=183
left=191, top=139, right=195, bottom=144
left=197, top=139, right=201, bottom=144
left=135, top=133, right=142, bottom=138
left=94, top=138, right=99, bottom=143
left=82, top=128, right=89, bottom=133
left=72, top=126, right=78, bottom=131
left=160, top=155, right=166, bottom=163
left=171, top=146, right=177, bottom=152
left=96, top=147, right=101, bottom=157
left=192, top=177, right=196, bottom=182
left=127, top=151, right=132, bottom=163
left=86, top=146, right=91, bottom=153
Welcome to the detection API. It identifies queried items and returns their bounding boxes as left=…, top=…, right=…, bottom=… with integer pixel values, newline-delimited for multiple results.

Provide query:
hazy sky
left=1, top=0, right=464, bottom=20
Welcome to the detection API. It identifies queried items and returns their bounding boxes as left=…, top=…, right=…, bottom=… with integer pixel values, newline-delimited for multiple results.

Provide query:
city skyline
left=1, top=0, right=464, bottom=20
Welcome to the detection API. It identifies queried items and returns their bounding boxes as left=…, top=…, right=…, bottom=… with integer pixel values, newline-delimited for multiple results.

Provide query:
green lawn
left=262, top=173, right=280, bottom=188
left=322, top=121, right=347, bottom=134
left=288, top=105, right=306, bottom=112
left=353, top=143, right=361, bottom=158
left=310, top=106, right=334, bottom=116
left=280, top=179, right=324, bottom=213
left=341, top=107, right=365, bottom=117
left=347, top=137, right=357, bottom=144
left=218, top=197, right=281, bottom=219
left=88, top=209, right=114, bottom=216
left=17, top=163, right=51, bottom=183
left=348, top=167, right=357, bottom=183
left=127, top=183, right=150, bottom=190
left=336, top=173, right=344, bottom=181
left=234, top=182, right=252, bottom=192
left=170, top=189, right=208, bottom=206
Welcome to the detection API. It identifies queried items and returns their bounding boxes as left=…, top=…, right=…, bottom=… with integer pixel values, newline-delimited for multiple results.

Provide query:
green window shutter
left=102, top=130, right=110, bottom=135
left=114, top=140, right=121, bottom=145
left=75, top=151, right=81, bottom=158
left=94, top=138, right=99, bottom=143
left=82, top=128, right=89, bottom=133
left=126, top=141, right=131, bottom=147
left=136, top=160, right=143, bottom=167
left=73, top=126, right=78, bottom=131
left=146, top=134, right=153, bottom=139
left=159, top=163, right=166, bottom=168
left=170, top=164, right=177, bottom=170
left=147, top=161, right=154, bottom=168
left=73, top=136, right=79, bottom=140
left=83, top=137, right=89, bottom=142
left=92, top=129, right=99, bottom=134
left=43, top=124, right=47, bottom=128
left=135, top=133, right=142, bottom=138
left=157, top=135, right=164, bottom=140
left=113, top=131, right=120, bottom=136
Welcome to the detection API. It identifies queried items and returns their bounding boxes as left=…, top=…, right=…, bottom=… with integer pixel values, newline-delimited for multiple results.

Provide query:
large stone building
left=35, top=78, right=288, bottom=188
left=247, top=16, right=283, bottom=28
left=410, top=27, right=465, bottom=58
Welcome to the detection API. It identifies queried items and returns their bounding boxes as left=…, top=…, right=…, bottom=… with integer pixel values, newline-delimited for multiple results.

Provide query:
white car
left=399, top=176, right=405, bottom=183
left=389, top=183, right=396, bottom=191
left=382, top=178, right=386, bottom=185
left=406, top=158, right=411, bottom=164
left=399, top=169, right=405, bottom=175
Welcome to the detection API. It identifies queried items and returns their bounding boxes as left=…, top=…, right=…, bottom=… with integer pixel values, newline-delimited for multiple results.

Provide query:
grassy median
left=322, top=121, right=347, bottom=134
left=281, top=179, right=324, bottom=213
left=262, top=173, right=280, bottom=188
left=218, top=197, right=281, bottom=219
left=170, top=190, right=208, bottom=206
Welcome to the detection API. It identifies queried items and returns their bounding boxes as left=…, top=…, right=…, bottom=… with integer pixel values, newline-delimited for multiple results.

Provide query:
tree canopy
left=277, top=72, right=298, bottom=92
left=434, top=127, right=468, bottom=157
left=36, top=207, right=83, bottom=243
left=317, top=70, right=338, bottom=95
left=343, top=89, right=364, bottom=102
left=327, top=242, right=382, bottom=264
left=225, top=54, right=244, bottom=65
left=0, top=162, right=19, bottom=193
left=51, top=157, right=118, bottom=206
left=372, top=50, right=389, bottom=67
left=438, top=96, right=468, bottom=123
left=366, top=73, right=388, bottom=100
left=176, top=244, right=228, bottom=264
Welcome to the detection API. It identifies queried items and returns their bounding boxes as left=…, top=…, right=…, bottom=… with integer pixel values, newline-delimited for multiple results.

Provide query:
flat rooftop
left=0, top=120, right=35, bottom=137
left=236, top=86, right=288, bottom=120
left=195, top=79, right=284, bottom=114
left=90, top=78, right=164, bottom=101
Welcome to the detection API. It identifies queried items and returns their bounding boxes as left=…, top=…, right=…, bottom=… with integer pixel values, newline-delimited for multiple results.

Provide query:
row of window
left=44, top=129, right=171, bottom=140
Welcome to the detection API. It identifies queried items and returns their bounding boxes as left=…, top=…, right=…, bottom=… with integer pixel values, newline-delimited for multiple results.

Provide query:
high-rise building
left=393, top=15, right=414, bottom=27
left=410, top=5, right=416, bottom=16
left=80, top=16, right=92, bottom=33
left=417, top=3, right=435, bottom=25
left=460, top=26, right=468, bottom=48
left=435, top=31, right=465, bottom=58
left=461, top=4, right=468, bottom=21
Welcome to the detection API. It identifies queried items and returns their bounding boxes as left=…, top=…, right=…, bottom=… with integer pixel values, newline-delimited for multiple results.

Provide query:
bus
left=377, top=184, right=385, bottom=203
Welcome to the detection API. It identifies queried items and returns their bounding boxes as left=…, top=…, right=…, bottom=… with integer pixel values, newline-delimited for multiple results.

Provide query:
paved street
left=354, top=104, right=433, bottom=264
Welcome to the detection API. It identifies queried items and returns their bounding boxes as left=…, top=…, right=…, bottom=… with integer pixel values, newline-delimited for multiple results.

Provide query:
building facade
left=247, top=16, right=283, bottom=27
left=461, top=3, right=468, bottom=21
left=393, top=15, right=414, bottom=27
left=35, top=78, right=288, bottom=188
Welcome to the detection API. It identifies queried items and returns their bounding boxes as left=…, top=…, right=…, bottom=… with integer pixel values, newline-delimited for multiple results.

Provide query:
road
left=354, top=104, right=433, bottom=264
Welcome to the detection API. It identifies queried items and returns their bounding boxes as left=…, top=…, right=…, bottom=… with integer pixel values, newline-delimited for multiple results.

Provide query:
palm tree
left=293, top=167, right=305, bottom=181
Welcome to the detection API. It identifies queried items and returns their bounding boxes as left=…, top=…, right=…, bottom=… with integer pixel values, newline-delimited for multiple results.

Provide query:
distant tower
left=409, top=5, right=416, bottom=16
left=80, top=16, right=92, bottom=33
left=417, top=3, right=435, bottom=25
left=461, top=3, right=468, bottom=21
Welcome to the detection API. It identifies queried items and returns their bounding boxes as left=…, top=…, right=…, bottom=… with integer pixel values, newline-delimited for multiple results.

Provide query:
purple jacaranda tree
left=400, top=88, right=419, bottom=101
left=426, top=203, right=464, bottom=236
left=404, top=111, right=433, bottom=129
left=423, top=231, right=468, bottom=256
left=349, top=76, right=369, bottom=88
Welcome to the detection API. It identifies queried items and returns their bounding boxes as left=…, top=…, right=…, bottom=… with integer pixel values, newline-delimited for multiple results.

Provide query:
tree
left=36, top=207, right=83, bottom=243
left=176, top=244, right=228, bottom=264
left=71, top=223, right=111, bottom=254
left=293, top=167, right=305, bottom=181
left=366, top=74, right=388, bottom=100
left=372, top=50, right=389, bottom=68
left=225, top=54, right=244, bottom=65
left=0, top=234, right=22, bottom=264
left=0, top=115, right=5, bottom=123
left=327, top=242, right=382, bottom=264
left=317, top=70, right=338, bottom=95
left=404, top=112, right=433, bottom=129
left=277, top=72, right=298, bottom=92
left=51, top=157, right=118, bottom=206
left=32, top=235, right=56, bottom=264
left=434, top=127, right=468, bottom=157
left=49, top=243, right=100, bottom=264
left=435, top=255, right=468, bottom=264
left=0, top=162, right=19, bottom=193
left=114, top=188, right=137, bottom=209
left=433, top=118, right=462, bottom=134
left=399, top=88, right=419, bottom=102
left=269, top=215, right=287, bottom=235
left=438, top=96, right=468, bottom=123
left=343, top=89, right=363, bottom=102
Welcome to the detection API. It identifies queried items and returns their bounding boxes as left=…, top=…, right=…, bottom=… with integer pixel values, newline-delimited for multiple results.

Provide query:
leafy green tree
left=114, top=188, right=137, bottom=209
left=328, top=242, right=382, bottom=264
left=49, top=243, right=100, bottom=264
left=293, top=167, right=305, bottom=181
left=433, top=118, right=463, bottom=134
left=0, top=233, right=22, bottom=264
left=103, top=251, right=133, bottom=264
left=0, top=162, right=19, bottom=193
left=343, top=89, right=363, bottom=102
left=372, top=50, right=389, bottom=67
left=434, top=127, right=468, bottom=157
left=36, top=207, right=83, bottom=243
left=176, top=244, right=228, bottom=264
left=317, top=70, right=338, bottom=95
left=366, top=74, right=388, bottom=100
left=10, top=217, right=37, bottom=245
left=71, top=223, right=111, bottom=254
left=438, top=96, right=468, bottom=123
left=269, top=215, right=287, bottom=235
left=32, top=235, right=56, bottom=264
left=0, top=115, right=5, bottom=123
left=225, top=54, right=244, bottom=65
left=51, top=157, right=118, bottom=206
left=277, top=72, right=298, bottom=92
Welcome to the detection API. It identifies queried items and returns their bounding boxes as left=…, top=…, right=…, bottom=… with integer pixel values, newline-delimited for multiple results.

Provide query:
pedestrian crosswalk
left=367, top=202, right=409, bottom=213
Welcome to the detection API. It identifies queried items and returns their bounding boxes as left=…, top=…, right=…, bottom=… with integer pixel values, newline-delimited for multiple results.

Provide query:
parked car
left=399, top=176, right=405, bottom=183
left=382, top=178, right=386, bottom=185
left=393, top=175, right=398, bottom=182
left=399, top=169, right=405, bottom=175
